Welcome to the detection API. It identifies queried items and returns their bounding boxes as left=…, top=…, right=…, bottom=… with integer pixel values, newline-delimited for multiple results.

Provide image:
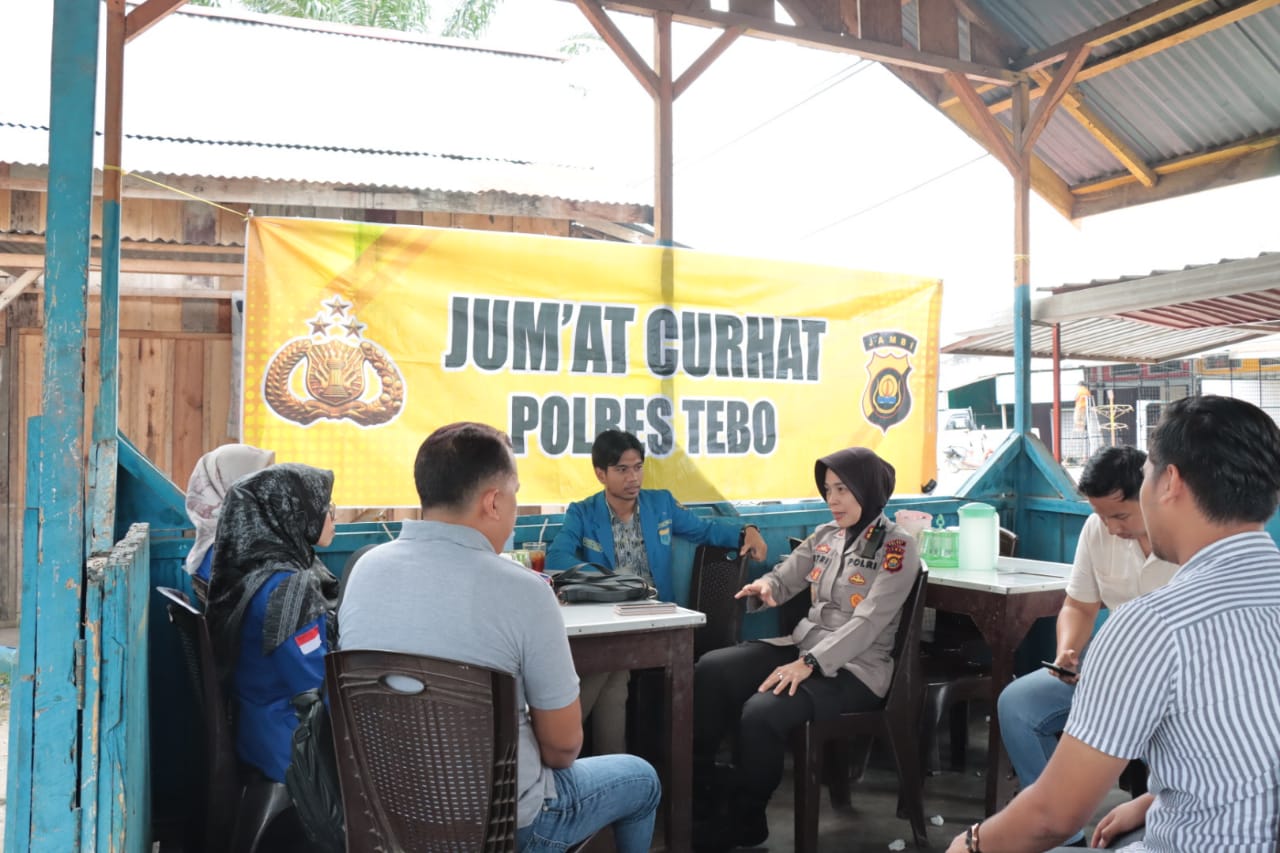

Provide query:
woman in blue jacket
left=207, top=463, right=339, bottom=785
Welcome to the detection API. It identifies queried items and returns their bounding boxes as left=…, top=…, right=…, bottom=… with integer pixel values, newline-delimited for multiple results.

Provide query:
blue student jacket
left=233, top=571, right=327, bottom=783
left=545, top=489, right=742, bottom=602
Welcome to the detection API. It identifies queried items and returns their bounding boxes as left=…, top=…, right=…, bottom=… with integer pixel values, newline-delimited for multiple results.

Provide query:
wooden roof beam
left=944, top=71, right=1018, bottom=173
left=0, top=269, right=41, bottom=313
left=1030, top=69, right=1158, bottom=188
left=979, top=0, right=1280, bottom=114
left=1019, top=44, right=1089, bottom=152
left=587, top=0, right=1025, bottom=85
left=927, top=83, right=1076, bottom=218
left=1071, top=132, right=1280, bottom=218
left=0, top=252, right=242, bottom=277
left=1015, top=0, right=1208, bottom=72
left=573, top=0, right=659, bottom=96
left=125, top=0, right=188, bottom=43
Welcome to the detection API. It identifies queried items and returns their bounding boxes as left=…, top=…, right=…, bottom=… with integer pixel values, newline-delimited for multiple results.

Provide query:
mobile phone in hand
left=1041, top=660, right=1078, bottom=679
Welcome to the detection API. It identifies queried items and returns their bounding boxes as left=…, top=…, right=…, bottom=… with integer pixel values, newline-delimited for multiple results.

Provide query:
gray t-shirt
left=338, top=520, right=580, bottom=828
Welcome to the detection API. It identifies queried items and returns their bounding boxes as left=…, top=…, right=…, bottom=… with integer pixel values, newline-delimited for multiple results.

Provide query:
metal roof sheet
left=0, top=5, right=648, bottom=210
left=946, top=253, right=1280, bottom=361
left=966, top=0, right=1280, bottom=207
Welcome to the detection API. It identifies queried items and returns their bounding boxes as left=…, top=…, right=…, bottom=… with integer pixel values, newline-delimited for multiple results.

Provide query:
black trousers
left=693, top=641, right=882, bottom=805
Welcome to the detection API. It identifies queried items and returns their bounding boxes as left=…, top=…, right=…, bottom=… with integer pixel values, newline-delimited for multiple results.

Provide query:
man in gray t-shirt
left=339, top=422, right=660, bottom=853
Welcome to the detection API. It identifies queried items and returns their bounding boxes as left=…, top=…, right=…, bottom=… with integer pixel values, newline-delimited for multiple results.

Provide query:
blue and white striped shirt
left=1066, top=531, right=1280, bottom=852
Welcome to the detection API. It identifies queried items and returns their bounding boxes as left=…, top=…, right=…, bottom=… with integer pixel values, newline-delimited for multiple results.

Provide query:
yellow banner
left=243, top=217, right=941, bottom=506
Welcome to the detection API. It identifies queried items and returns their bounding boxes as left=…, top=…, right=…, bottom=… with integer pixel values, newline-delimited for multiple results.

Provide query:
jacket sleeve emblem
left=882, top=538, right=906, bottom=573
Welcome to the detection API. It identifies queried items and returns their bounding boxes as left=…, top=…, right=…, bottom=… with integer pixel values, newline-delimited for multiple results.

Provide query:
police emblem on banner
left=263, top=295, right=405, bottom=427
left=861, top=331, right=917, bottom=433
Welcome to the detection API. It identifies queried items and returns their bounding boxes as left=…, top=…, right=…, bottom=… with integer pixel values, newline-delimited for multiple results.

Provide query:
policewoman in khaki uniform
left=692, top=447, right=921, bottom=851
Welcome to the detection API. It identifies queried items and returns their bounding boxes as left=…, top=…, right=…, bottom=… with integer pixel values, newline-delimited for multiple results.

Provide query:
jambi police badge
left=861, top=330, right=917, bottom=433
left=263, top=295, right=405, bottom=427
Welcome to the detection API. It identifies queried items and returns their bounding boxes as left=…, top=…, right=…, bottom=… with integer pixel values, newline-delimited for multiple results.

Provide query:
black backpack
left=286, top=688, right=345, bottom=853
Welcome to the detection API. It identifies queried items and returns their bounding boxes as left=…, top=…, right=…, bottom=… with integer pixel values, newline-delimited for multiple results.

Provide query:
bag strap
left=550, top=562, right=621, bottom=587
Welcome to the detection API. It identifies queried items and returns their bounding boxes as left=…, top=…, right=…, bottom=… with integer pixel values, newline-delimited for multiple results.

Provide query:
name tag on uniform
left=584, top=537, right=603, bottom=553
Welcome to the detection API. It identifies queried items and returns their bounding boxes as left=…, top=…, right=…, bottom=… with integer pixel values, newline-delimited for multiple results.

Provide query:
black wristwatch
left=802, top=652, right=820, bottom=672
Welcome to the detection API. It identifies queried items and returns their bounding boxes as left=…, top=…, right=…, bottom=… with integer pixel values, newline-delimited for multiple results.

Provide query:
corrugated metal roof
left=971, top=0, right=1280, bottom=194
left=0, top=5, right=648, bottom=211
left=945, top=253, right=1280, bottom=361
left=944, top=317, right=1280, bottom=363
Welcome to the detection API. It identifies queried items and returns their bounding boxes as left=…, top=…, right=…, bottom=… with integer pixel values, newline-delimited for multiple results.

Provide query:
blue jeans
left=997, top=667, right=1082, bottom=844
left=516, top=754, right=661, bottom=853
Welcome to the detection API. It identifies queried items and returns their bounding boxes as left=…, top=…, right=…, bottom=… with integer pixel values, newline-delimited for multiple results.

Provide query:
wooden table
left=925, top=556, right=1070, bottom=814
left=561, top=603, right=706, bottom=853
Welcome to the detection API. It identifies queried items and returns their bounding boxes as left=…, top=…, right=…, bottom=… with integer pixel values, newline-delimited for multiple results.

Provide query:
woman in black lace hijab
left=206, top=462, right=338, bottom=783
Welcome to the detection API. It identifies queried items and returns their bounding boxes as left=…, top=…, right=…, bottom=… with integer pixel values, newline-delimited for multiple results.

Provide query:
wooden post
left=1011, top=81, right=1033, bottom=438
left=654, top=12, right=674, bottom=244
left=7, top=2, right=101, bottom=850
left=91, top=0, right=125, bottom=556
left=1052, top=323, right=1062, bottom=461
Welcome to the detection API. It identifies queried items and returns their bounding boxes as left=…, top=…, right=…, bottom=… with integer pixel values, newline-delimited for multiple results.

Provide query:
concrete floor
left=686, top=710, right=1131, bottom=853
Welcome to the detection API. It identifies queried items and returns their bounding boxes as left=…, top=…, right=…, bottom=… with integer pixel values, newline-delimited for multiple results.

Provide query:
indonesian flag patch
left=295, top=625, right=322, bottom=655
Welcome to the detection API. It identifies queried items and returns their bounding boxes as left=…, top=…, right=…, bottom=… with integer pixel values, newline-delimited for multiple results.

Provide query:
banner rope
left=103, top=164, right=250, bottom=220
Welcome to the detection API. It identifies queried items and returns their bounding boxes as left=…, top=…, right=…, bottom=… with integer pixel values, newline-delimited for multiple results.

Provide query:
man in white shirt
left=949, top=394, right=1280, bottom=852
left=996, top=446, right=1178, bottom=846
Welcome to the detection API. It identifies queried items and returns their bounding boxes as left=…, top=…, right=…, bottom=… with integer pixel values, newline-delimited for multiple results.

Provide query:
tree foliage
left=184, top=0, right=500, bottom=38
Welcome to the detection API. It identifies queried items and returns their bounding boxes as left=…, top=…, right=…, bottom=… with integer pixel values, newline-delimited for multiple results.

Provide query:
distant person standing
left=1074, top=382, right=1094, bottom=459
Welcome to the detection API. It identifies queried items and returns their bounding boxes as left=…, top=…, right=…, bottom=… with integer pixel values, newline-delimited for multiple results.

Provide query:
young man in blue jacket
left=547, top=429, right=767, bottom=754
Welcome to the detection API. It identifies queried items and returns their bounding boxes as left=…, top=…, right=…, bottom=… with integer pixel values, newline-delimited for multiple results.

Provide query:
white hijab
left=184, top=443, right=276, bottom=575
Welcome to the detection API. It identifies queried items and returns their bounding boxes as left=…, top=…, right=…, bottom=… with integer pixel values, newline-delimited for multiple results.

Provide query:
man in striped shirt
left=948, top=395, right=1280, bottom=853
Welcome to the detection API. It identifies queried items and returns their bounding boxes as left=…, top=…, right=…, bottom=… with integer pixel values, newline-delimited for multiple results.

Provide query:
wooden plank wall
left=0, top=190, right=573, bottom=624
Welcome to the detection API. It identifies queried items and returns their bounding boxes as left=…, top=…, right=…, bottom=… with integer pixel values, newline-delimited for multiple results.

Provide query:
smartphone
left=1040, top=660, right=1078, bottom=679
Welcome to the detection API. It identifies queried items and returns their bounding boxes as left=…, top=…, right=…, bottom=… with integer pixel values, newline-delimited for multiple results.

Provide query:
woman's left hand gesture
left=759, top=658, right=814, bottom=696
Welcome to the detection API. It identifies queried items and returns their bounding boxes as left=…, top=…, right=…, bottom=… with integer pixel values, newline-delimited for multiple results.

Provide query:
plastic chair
left=776, top=536, right=812, bottom=636
left=917, top=526, right=1017, bottom=773
left=689, top=544, right=750, bottom=659
left=789, top=570, right=930, bottom=852
left=919, top=657, right=991, bottom=774
left=327, top=649, right=519, bottom=850
left=156, top=586, right=293, bottom=853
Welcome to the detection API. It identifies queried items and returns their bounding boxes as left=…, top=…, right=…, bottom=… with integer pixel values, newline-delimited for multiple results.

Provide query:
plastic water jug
left=957, top=502, right=998, bottom=571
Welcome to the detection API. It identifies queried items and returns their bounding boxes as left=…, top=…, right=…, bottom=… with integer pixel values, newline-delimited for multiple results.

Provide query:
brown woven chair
left=790, top=570, right=929, bottom=852
left=689, top=543, right=751, bottom=660
left=157, top=586, right=293, bottom=853
left=326, top=649, right=522, bottom=852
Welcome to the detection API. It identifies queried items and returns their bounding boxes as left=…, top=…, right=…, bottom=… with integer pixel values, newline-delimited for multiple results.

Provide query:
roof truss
left=573, top=0, right=1280, bottom=219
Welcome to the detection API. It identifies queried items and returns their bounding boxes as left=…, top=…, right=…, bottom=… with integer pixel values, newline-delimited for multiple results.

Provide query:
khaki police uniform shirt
left=747, top=514, right=921, bottom=697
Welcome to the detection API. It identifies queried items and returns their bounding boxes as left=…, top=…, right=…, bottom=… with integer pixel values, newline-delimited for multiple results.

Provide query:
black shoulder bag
left=549, top=562, right=657, bottom=604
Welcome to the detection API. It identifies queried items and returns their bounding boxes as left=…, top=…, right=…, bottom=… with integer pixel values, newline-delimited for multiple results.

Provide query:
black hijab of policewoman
left=206, top=462, right=340, bottom=682
left=814, top=446, right=896, bottom=539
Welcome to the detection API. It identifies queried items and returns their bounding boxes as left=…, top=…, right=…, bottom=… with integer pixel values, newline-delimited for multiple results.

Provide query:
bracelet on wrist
left=965, top=820, right=983, bottom=852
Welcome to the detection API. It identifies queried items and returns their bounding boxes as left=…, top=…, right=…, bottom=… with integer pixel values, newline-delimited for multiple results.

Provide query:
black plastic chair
left=790, top=570, right=930, bottom=852
left=776, top=536, right=813, bottom=636
left=918, top=526, right=1016, bottom=773
left=157, top=586, right=293, bottom=853
left=689, top=543, right=750, bottom=659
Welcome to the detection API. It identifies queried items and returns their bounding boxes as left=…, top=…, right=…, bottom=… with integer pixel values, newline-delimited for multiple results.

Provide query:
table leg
left=975, top=595, right=1061, bottom=815
left=665, top=629, right=694, bottom=853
